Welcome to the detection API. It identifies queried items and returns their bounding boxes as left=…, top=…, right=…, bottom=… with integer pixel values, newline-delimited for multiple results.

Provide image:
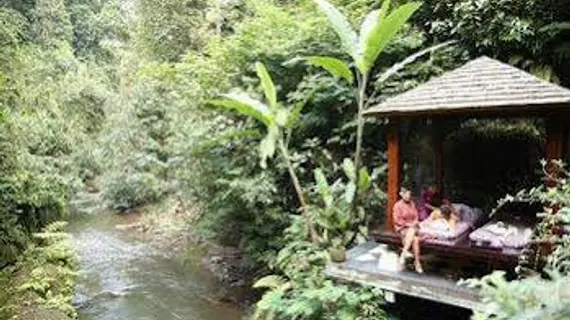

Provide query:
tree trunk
left=278, top=139, right=317, bottom=243
left=353, top=72, right=368, bottom=205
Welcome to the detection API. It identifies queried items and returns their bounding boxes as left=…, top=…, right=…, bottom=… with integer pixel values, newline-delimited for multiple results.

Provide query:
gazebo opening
left=400, top=118, right=544, bottom=211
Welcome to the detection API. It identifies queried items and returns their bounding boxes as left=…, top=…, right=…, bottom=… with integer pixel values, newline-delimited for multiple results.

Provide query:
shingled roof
left=364, top=56, right=570, bottom=117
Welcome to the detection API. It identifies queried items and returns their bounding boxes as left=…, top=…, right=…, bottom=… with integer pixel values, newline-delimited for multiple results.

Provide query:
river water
left=68, top=213, right=245, bottom=320
left=66, top=211, right=470, bottom=320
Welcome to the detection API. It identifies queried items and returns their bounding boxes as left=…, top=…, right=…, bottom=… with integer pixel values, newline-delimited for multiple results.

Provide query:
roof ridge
left=469, top=56, right=570, bottom=92
left=364, top=56, right=570, bottom=117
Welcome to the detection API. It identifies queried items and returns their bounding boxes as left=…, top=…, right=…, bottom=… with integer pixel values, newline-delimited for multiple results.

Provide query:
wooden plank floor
left=325, top=242, right=483, bottom=311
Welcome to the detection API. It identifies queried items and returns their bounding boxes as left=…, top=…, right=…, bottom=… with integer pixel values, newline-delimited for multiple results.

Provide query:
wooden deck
left=325, top=242, right=484, bottom=311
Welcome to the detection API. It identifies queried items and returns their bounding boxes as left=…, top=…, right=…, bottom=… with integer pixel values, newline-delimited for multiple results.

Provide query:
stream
left=68, top=212, right=245, bottom=320
left=65, top=209, right=469, bottom=320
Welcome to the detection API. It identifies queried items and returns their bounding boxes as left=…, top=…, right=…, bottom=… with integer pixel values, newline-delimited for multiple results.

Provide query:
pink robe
left=393, top=199, right=419, bottom=232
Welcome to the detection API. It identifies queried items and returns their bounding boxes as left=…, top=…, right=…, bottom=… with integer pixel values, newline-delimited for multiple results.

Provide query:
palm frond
left=255, top=62, right=277, bottom=110
left=207, top=90, right=273, bottom=126
left=304, top=56, right=354, bottom=84
left=314, top=0, right=358, bottom=59
left=358, top=1, right=421, bottom=73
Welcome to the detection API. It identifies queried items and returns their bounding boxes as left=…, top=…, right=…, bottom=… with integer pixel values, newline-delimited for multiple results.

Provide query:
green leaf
left=356, top=234, right=367, bottom=244
left=358, top=207, right=366, bottom=220
left=342, top=158, right=356, bottom=182
left=304, top=56, right=354, bottom=84
left=253, top=275, right=291, bottom=293
left=530, top=64, right=554, bottom=81
left=314, top=168, right=333, bottom=207
left=207, top=90, right=273, bottom=126
left=358, top=167, right=371, bottom=192
left=320, top=229, right=329, bottom=243
left=358, top=1, right=421, bottom=73
left=315, top=214, right=336, bottom=230
left=539, top=22, right=570, bottom=33
left=378, top=0, right=391, bottom=19
left=314, top=0, right=358, bottom=58
left=286, top=87, right=317, bottom=129
left=255, top=62, right=277, bottom=110
left=259, top=125, right=278, bottom=168
left=286, top=101, right=305, bottom=129
left=356, top=0, right=390, bottom=72
left=343, top=230, right=355, bottom=244
left=344, top=181, right=356, bottom=204
left=358, top=225, right=368, bottom=237
left=275, top=109, right=288, bottom=127
left=254, top=291, right=283, bottom=319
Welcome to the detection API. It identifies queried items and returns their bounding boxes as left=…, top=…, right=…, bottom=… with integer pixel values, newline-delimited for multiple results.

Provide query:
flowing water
left=69, top=213, right=245, bottom=320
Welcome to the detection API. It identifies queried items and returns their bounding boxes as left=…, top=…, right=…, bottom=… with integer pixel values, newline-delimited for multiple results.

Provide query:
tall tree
left=135, top=0, right=211, bottom=61
left=31, top=0, right=73, bottom=45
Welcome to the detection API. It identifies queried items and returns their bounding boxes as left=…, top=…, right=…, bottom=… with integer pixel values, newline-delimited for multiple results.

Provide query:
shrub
left=101, top=172, right=164, bottom=210
left=253, top=217, right=387, bottom=320
left=0, top=113, right=69, bottom=265
left=0, top=222, right=77, bottom=320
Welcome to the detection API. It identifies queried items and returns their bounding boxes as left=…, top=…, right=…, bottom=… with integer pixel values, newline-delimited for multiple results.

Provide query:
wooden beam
left=386, top=121, right=401, bottom=232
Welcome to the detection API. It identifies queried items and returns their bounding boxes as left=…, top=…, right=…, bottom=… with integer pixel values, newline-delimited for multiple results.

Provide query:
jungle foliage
left=0, top=222, right=77, bottom=320
left=0, top=0, right=121, bottom=265
left=0, top=0, right=569, bottom=319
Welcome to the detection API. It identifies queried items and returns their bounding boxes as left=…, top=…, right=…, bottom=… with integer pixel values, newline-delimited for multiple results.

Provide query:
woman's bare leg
left=399, top=228, right=415, bottom=266
left=412, top=237, right=423, bottom=273
left=402, top=228, right=415, bottom=254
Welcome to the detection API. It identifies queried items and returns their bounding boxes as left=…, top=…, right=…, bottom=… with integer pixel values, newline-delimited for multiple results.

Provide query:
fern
left=3, top=222, right=78, bottom=319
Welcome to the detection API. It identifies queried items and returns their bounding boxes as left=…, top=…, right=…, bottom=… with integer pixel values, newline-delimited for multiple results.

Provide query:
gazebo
left=364, top=56, right=570, bottom=233
left=325, top=57, right=570, bottom=311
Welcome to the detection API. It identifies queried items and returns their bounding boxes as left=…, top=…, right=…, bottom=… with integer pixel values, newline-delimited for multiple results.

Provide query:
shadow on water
left=68, top=212, right=246, bottom=320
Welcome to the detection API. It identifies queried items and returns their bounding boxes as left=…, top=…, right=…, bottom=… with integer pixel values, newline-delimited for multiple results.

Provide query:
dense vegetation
left=0, top=0, right=569, bottom=319
left=0, top=222, right=77, bottom=319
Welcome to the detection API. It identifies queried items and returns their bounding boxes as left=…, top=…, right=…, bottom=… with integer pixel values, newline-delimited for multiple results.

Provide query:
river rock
left=115, top=222, right=144, bottom=231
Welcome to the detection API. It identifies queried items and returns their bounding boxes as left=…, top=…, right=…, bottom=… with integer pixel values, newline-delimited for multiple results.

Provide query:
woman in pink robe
left=393, top=187, right=424, bottom=273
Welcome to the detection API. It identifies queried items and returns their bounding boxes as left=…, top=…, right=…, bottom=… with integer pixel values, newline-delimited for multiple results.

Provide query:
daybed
left=468, top=202, right=539, bottom=254
left=469, top=221, right=533, bottom=254
left=419, top=203, right=485, bottom=246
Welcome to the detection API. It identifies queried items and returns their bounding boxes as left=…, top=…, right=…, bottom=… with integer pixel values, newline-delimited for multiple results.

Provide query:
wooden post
left=545, top=116, right=567, bottom=186
left=546, top=117, right=566, bottom=161
left=386, top=121, right=401, bottom=232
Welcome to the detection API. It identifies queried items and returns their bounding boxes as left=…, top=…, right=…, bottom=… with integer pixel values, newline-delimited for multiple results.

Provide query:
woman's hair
left=440, top=204, right=454, bottom=220
left=399, top=187, right=410, bottom=197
